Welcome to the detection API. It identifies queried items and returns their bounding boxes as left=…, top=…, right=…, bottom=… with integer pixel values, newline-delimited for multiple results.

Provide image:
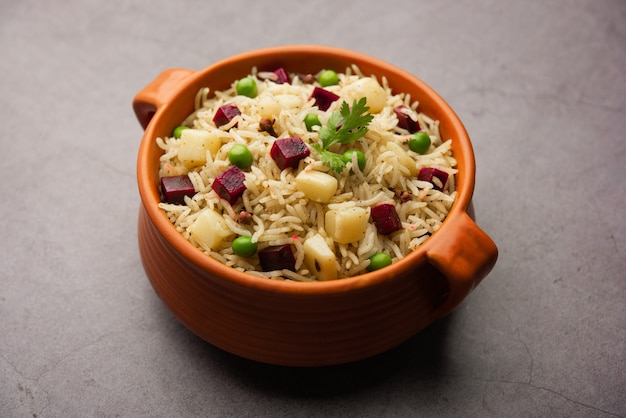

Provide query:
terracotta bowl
left=133, top=45, right=498, bottom=367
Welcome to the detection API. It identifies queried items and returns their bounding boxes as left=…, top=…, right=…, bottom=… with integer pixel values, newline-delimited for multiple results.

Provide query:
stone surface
left=1, top=0, right=624, bottom=416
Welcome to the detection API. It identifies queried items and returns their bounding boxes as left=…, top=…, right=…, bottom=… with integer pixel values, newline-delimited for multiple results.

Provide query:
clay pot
left=133, top=45, right=498, bottom=366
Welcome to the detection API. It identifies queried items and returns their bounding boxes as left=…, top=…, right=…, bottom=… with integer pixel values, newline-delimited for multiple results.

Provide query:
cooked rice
left=156, top=65, right=458, bottom=281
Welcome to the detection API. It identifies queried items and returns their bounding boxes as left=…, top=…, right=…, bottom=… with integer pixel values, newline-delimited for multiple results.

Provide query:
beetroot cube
left=213, top=104, right=241, bottom=128
left=309, top=87, right=339, bottom=111
left=273, top=67, right=291, bottom=84
left=394, top=105, right=420, bottom=133
left=211, top=166, right=246, bottom=204
left=160, top=175, right=195, bottom=204
left=371, top=203, right=403, bottom=235
left=270, top=137, right=310, bottom=170
left=418, top=167, right=449, bottom=191
left=258, top=244, right=296, bottom=272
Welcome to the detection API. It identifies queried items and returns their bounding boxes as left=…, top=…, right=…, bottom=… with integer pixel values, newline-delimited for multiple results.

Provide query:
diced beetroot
left=270, top=137, right=310, bottom=170
left=211, top=166, right=246, bottom=204
left=258, top=244, right=296, bottom=271
left=394, top=105, right=420, bottom=133
left=309, top=87, right=339, bottom=111
left=213, top=104, right=241, bottom=128
left=273, top=67, right=291, bottom=84
left=160, top=175, right=195, bottom=204
left=371, top=203, right=403, bottom=235
left=418, top=167, right=449, bottom=191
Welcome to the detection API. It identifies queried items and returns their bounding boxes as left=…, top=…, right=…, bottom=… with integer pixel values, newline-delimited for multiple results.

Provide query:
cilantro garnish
left=312, top=97, right=374, bottom=173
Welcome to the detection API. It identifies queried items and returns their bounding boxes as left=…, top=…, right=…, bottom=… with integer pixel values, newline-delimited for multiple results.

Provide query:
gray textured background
left=1, top=0, right=624, bottom=417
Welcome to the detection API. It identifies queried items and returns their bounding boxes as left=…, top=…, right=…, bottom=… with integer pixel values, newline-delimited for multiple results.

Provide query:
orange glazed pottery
left=133, top=45, right=498, bottom=367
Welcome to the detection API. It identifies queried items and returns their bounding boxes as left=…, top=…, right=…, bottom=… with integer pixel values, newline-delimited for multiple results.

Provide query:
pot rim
left=136, top=44, right=475, bottom=296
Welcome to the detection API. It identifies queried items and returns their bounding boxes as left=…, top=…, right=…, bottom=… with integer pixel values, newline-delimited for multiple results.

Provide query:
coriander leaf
left=337, top=98, right=373, bottom=143
left=318, top=111, right=343, bottom=149
left=315, top=97, right=373, bottom=173
left=320, top=150, right=347, bottom=173
left=312, top=144, right=346, bottom=174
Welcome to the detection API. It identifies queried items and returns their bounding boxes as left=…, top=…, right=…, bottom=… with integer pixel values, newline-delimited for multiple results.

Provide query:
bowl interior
left=137, top=45, right=475, bottom=294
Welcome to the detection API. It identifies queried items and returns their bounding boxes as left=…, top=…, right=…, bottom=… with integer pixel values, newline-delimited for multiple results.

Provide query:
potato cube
left=345, top=77, right=387, bottom=113
left=325, top=206, right=369, bottom=244
left=188, top=209, right=233, bottom=251
left=295, top=170, right=338, bottom=203
left=178, top=129, right=222, bottom=168
left=303, top=234, right=337, bottom=281
left=257, top=96, right=281, bottom=119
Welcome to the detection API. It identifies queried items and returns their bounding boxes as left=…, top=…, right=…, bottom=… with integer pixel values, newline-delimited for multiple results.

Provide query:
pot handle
left=427, top=211, right=498, bottom=320
left=132, top=68, right=196, bottom=130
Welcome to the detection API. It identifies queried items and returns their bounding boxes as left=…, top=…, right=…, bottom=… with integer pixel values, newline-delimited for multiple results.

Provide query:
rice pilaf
left=156, top=65, right=457, bottom=281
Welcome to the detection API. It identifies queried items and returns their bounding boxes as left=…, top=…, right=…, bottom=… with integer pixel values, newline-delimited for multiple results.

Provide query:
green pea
left=232, top=236, right=258, bottom=257
left=408, top=132, right=431, bottom=154
left=228, top=144, right=253, bottom=169
left=236, top=77, right=258, bottom=98
left=304, top=113, right=321, bottom=132
left=366, top=252, right=392, bottom=272
left=172, top=125, right=189, bottom=139
left=342, top=149, right=366, bottom=172
left=318, top=69, right=339, bottom=87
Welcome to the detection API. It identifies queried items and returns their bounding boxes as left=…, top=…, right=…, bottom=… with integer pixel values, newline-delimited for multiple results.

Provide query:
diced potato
left=303, top=234, right=337, bottom=281
left=178, top=129, right=222, bottom=168
left=257, top=96, right=281, bottom=119
left=274, top=94, right=302, bottom=109
left=295, top=170, right=338, bottom=203
left=345, top=77, right=387, bottom=113
left=386, top=142, right=418, bottom=176
left=188, top=209, right=233, bottom=251
left=325, top=206, right=369, bottom=244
